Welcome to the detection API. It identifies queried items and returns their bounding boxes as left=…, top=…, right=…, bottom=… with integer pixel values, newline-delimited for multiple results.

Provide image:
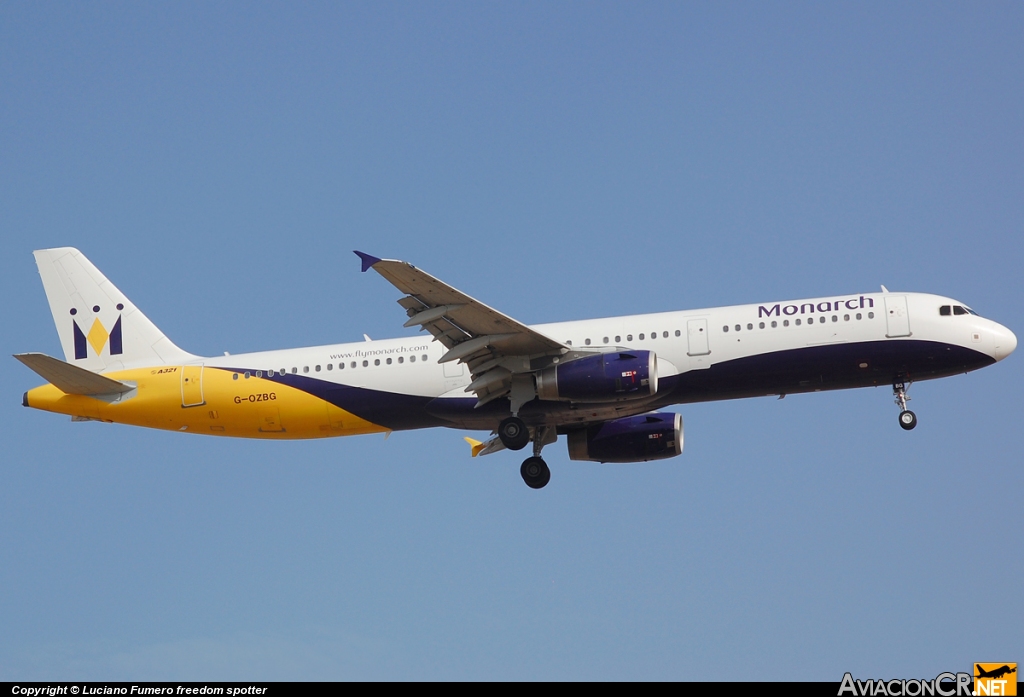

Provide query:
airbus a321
left=16, top=248, right=1016, bottom=488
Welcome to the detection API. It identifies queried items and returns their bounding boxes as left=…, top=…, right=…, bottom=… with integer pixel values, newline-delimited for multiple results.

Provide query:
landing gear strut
left=893, top=379, right=917, bottom=430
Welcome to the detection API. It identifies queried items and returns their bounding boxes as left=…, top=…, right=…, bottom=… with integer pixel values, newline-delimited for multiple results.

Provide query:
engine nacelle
left=567, top=412, right=683, bottom=463
left=535, top=351, right=658, bottom=403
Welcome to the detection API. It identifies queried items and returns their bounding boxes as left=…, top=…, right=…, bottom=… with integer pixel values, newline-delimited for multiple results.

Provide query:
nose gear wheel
left=893, top=379, right=917, bottom=430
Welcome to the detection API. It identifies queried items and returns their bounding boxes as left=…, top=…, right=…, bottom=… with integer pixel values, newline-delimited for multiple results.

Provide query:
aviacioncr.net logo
left=838, top=672, right=973, bottom=697
left=974, top=664, right=1017, bottom=697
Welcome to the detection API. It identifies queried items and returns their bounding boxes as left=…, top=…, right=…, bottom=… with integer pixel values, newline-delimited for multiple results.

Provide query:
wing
left=355, top=251, right=569, bottom=408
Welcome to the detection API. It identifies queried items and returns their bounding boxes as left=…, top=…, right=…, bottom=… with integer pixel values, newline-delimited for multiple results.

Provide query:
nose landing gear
left=893, top=379, right=917, bottom=430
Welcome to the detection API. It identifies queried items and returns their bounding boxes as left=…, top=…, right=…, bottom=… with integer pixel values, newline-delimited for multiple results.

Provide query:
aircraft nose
left=993, top=323, right=1017, bottom=361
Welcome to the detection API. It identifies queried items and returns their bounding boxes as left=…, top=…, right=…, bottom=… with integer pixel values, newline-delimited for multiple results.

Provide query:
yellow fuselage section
left=24, top=366, right=387, bottom=439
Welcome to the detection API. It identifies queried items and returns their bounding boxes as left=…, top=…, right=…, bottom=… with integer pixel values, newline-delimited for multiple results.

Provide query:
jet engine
left=567, top=412, right=683, bottom=463
left=535, top=351, right=658, bottom=403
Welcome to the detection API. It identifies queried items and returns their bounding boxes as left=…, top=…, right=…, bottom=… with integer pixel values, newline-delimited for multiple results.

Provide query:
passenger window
left=256, top=371, right=263, bottom=378
left=422, top=354, right=428, bottom=362
left=771, top=321, right=777, bottom=328
left=291, top=367, right=297, bottom=374
left=616, top=335, right=622, bottom=343
left=759, top=322, right=765, bottom=329
left=315, top=365, right=321, bottom=372
left=627, top=334, right=633, bottom=341
left=650, top=332, right=656, bottom=340
left=362, top=360, right=368, bottom=367
left=795, top=319, right=801, bottom=326
left=374, top=359, right=380, bottom=366
left=674, top=330, right=680, bottom=337
left=398, top=356, right=404, bottom=364
left=953, top=306, right=967, bottom=316
left=723, top=326, right=729, bottom=333
left=339, top=363, right=345, bottom=369
left=603, top=337, right=609, bottom=344
left=327, top=364, right=332, bottom=371
left=663, top=331, right=669, bottom=338
left=350, top=362, right=356, bottom=369
left=783, top=320, right=789, bottom=327
left=244, top=372, right=250, bottom=379
left=734, top=325, right=740, bottom=332
left=868, top=312, right=875, bottom=319
left=585, top=338, right=592, bottom=346
left=232, top=373, right=238, bottom=380
left=566, top=340, right=572, bottom=346
left=856, top=313, right=862, bottom=320
left=844, top=314, right=850, bottom=321
left=410, top=356, right=416, bottom=363
left=639, top=333, right=645, bottom=340
left=746, top=323, right=753, bottom=330
left=386, top=358, right=392, bottom=365
left=303, top=367, right=309, bottom=374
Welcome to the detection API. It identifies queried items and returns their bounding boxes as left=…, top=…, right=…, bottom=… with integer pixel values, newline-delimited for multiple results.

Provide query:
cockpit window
left=953, top=306, right=968, bottom=316
left=939, top=305, right=951, bottom=316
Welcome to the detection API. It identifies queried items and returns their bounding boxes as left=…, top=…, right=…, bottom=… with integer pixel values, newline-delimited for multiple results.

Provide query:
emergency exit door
left=687, top=319, right=710, bottom=356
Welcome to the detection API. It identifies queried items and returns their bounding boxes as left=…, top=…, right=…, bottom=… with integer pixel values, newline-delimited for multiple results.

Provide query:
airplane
left=15, top=247, right=1017, bottom=489
left=975, top=665, right=1016, bottom=680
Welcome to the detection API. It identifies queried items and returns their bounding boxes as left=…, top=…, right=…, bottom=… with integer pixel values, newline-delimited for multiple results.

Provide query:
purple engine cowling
left=567, top=412, right=683, bottom=463
left=535, top=351, right=658, bottom=402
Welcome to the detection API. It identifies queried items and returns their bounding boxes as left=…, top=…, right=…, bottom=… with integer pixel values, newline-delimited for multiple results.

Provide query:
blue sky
left=1, top=2, right=1021, bottom=680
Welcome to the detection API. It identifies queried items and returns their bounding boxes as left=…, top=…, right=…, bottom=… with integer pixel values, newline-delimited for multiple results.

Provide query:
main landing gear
left=500, top=417, right=553, bottom=489
left=521, top=456, right=550, bottom=489
left=498, top=416, right=530, bottom=451
left=893, top=379, right=917, bottom=430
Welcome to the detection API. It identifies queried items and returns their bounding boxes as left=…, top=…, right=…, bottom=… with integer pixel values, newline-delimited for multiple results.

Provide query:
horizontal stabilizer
left=13, top=352, right=134, bottom=396
left=463, top=434, right=506, bottom=458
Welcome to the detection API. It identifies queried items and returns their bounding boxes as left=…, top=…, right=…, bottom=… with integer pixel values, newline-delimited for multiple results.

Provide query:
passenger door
left=180, top=365, right=205, bottom=407
left=884, top=296, right=912, bottom=338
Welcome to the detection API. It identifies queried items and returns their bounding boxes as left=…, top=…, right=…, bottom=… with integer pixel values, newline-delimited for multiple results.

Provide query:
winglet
left=464, top=437, right=485, bottom=458
left=354, top=251, right=382, bottom=273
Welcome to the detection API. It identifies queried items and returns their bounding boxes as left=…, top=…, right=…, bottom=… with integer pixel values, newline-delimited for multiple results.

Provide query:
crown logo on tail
left=72, top=314, right=122, bottom=360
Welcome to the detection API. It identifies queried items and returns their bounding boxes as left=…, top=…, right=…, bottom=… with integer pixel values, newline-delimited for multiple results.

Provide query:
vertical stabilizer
left=33, top=248, right=196, bottom=371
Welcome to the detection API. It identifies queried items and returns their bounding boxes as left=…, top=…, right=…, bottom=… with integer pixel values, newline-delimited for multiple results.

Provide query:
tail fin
left=33, top=248, right=196, bottom=371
